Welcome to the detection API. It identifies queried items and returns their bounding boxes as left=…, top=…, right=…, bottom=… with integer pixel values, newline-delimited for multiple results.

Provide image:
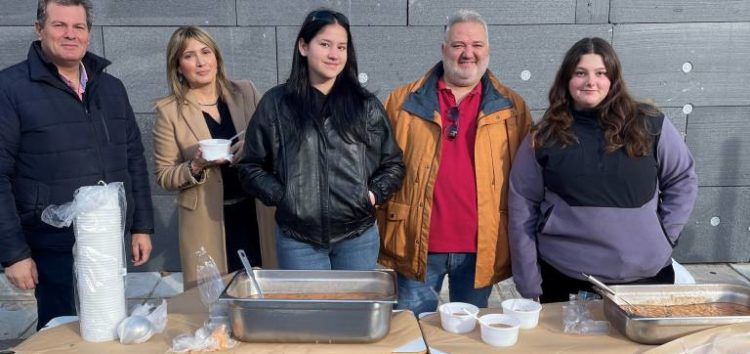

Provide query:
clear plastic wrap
left=42, top=181, right=128, bottom=342
left=117, top=300, right=168, bottom=344
left=195, top=247, right=228, bottom=318
left=167, top=249, right=235, bottom=353
left=42, top=181, right=126, bottom=230
left=562, top=291, right=610, bottom=335
left=169, top=323, right=237, bottom=353
left=673, top=258, right=696, bottom=284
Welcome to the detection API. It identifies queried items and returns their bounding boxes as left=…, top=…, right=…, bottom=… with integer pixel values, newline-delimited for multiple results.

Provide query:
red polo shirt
left=428, top=78, right=482, bottom=253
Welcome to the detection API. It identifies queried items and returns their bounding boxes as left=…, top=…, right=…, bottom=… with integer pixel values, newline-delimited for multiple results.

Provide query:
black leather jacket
left=239, top=84, right=404, bottom=247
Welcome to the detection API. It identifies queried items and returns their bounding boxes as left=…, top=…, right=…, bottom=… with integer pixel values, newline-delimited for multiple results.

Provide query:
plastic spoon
left=461, top=307, right=490, bottom=326
left=228, top=129, right=245, bottom=142
left=237, top=249, right=263, bottom=298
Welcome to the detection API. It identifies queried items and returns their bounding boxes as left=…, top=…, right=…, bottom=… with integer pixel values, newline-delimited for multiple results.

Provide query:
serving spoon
left=238, top=249, right=263, bottom=298
left=582, top=273, right=638, bottom=311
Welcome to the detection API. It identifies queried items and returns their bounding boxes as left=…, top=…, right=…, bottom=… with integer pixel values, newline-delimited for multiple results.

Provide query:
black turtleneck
left=535, top=109, right=659, bottom=208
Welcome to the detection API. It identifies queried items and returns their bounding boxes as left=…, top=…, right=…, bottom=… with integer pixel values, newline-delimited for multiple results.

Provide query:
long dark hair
left=533, top=37, right=657, bottom=157
left=285, top=8, right=369, bottom=143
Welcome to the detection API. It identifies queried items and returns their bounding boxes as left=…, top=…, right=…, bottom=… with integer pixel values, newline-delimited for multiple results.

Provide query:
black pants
left=32, top=249, right=76, bottom=330
left=539, top=258, right=675, bottom=304
left=224, top=198, right=262, bottom=272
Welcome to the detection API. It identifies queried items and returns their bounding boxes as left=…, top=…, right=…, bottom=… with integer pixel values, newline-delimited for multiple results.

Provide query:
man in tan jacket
left=378, top=9, right=532, bottom=315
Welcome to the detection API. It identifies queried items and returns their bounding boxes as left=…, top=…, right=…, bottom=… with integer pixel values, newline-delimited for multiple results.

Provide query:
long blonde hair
left=164, top=26, right=232, bottom=109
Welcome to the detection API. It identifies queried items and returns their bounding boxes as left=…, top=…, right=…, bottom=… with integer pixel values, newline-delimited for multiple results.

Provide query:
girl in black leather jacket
left=238, top=9, right=404, bottom=270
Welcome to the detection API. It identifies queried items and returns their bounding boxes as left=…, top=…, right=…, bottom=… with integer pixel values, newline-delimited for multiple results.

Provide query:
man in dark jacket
left=0, top=0, right=154, bottom=329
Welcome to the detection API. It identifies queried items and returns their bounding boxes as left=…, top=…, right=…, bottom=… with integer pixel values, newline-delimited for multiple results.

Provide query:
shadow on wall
left=675, top=137, right=744, bottom=263
left=713, top=137, right=744, bottom=261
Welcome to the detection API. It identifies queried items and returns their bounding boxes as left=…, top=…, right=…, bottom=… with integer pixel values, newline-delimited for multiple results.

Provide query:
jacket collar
left=27, top=40, right=110, bottom=88
left=402, top=62, right=513, bottom=122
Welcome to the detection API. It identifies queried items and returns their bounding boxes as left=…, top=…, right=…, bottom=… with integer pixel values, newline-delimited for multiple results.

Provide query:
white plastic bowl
left=199, top=139, right=231, bottom=161
left=438, top=302, right=479, bottom=334
left=479, top=314, right=521, bottom=347
left=501, top=298, right=543, bottom=329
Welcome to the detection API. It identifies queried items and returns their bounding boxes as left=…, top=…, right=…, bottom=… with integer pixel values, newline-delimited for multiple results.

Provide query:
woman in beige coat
left=153, top=26, right=274, bottom=289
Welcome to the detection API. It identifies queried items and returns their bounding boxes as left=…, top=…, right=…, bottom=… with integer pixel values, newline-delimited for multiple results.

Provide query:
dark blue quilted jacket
left=0, top=42, right=154, bottom=266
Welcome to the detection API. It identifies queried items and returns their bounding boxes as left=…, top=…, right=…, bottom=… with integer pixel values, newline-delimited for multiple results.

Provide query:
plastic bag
left=168, top=250, right=235, bottom=353
left=169, top=323, right=237, bottom=353
left=42, top=181, right=128, bottom=342
left=195, top=247, right=228, bottom=318
left=138, top=299, right=168, bottom=334
left=117, top=300, right=168, bottom=344
left=562, top=291, right=610, bottom=335
left=42, top=181, right=126, bottom=230
left=673, top=258, right=696, bottom=284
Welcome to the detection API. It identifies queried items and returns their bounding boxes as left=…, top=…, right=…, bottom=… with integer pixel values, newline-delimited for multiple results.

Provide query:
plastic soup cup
left=199, top=139, right=231, bottom=161
left=438, top=302, right=479, bottom=334
left=479, top=314, right=521, bottom=347
left=501, top=298, right=543, bottom=329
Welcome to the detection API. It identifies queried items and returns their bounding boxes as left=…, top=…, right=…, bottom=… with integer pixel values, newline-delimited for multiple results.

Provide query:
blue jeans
left=396, top=253, right=492, bottom=316
left=275, top=224, right=380, bottom=270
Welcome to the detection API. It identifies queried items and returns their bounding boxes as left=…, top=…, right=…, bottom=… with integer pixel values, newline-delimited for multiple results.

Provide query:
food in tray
left=249, top=291, right=386, bottom=300
left=623, top=302, right=750, bottom=317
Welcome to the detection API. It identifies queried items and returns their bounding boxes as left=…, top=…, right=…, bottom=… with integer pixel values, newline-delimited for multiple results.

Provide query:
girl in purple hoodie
left=508, top=37, right=698, bottom=303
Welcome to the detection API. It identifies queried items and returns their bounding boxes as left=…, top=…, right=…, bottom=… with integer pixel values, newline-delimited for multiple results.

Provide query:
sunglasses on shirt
left=446, top=106, right=459, bottom=140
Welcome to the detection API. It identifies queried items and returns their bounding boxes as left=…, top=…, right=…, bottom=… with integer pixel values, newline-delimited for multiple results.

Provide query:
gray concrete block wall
left=408, top=0, right=577, bottom=25
left=0, top=0, right=748, bottom=271
left=94, top=0, right=238, bottom=26
left=610, top=0, right=750, bottom=23
left=614, top=23, right=750, bottom=107
left=237, top=0, right=407, bottom=26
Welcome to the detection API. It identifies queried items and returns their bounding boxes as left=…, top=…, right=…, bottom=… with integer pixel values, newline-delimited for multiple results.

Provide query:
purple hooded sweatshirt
left=508, top=113, right=698, bottom=299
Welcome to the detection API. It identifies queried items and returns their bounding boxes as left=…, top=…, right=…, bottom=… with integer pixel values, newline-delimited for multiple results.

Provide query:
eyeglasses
left=446, top=106, right=459, bottom=140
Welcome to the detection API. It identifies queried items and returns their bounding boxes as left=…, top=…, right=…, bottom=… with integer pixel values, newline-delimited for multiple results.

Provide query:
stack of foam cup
left=72, top=185, right=127, bottom=342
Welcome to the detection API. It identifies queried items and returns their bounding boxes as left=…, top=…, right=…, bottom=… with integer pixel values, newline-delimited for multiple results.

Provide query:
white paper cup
left=479, top=314, right=520, bottom=347
left=438, top=302, right=479, bottom=334
left=501, top=298, right=543, bottom=329
left=199, top=139, right=231, bottom=161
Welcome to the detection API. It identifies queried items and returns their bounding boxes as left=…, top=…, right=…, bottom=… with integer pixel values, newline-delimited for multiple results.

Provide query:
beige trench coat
left=153, top=80, right=276, bottom=289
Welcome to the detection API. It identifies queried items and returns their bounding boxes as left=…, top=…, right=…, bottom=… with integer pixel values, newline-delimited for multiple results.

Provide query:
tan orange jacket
left=377, top=64, right=532, bottom=288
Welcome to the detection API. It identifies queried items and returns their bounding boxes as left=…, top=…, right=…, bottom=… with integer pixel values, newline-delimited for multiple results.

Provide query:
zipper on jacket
left=316, top=119, right=331, bottom=245
left=96, top=98, right=111, bottom=143
left=81, top=84, right=108, bottom=181
left=480, top=115, right=498, bottom=189
left=361, top=143, right=370, bottom=208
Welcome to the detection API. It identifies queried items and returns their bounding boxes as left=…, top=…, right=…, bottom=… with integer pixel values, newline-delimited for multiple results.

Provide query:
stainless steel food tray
left=218, top=269, right=398, bottom=343
left=597, top=283, right=750, bottom=344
